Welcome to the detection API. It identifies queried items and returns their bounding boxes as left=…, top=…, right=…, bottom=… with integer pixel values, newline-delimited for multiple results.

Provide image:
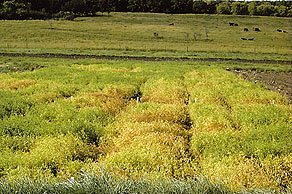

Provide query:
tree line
left=0, top=0, right=291, bottom=20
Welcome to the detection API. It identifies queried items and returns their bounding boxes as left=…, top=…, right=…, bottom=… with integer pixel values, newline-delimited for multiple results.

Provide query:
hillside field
left=0, top=13, right=291, bottom=193
left=0, top=12, right=291, bottom=60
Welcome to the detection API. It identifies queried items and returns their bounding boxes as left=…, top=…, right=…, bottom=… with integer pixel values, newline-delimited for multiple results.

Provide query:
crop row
left=0, top=63, right=146, bottom=181
left=186, top=68, right=291, bottom=190
left=0, top=61, right=194, bottom=181
left=0, top=62, right=291, bottom=192
left=99, top=78, right=195, bottom=179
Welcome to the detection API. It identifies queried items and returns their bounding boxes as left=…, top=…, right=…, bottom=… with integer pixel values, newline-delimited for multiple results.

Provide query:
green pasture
left=0, top=13, right=291, bottom=60
left=0, top=56, right=291, bottom=193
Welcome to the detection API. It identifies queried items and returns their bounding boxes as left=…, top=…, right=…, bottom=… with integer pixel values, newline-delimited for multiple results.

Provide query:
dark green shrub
left=28, top=10, right=49, bottom=20
left=193, top=0, right=208, bottom=14
left=248, top=1, right=258, bottom=15
left=274, top=5, right=287, bottom=17
left=231, top=2, right=248, bottom=15
left=216, top=2, right=231, bottom=15
left=0, top=0, right=29, bottom=19
left=53, top=11, right=75, bottom=20
left=256, top=2, right=275, bottom=16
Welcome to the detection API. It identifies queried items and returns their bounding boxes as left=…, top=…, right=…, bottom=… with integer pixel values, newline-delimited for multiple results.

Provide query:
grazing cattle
left=254, top=27, right=260, bottom=32
left=169, top=23, right=174, bottom=26
left=241, top=38, right=247, bottom=40
left=244, top=28, right=248, bottom=32
left=283, top=30, right=287, bottom=33
left=229, top=22, right=235, bottom=26
left=234, top=23, right=238, bottom=26
left=248, top=38, right=254, bottom=41
left=277, top=29, right=282, bottom=32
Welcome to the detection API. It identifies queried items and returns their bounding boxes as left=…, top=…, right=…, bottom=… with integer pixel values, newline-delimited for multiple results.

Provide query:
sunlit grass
left=0, top=13, right=291, bottom=60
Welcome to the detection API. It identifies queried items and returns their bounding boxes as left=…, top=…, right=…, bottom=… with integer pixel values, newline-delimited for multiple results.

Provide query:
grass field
left=0, top=13, right=291, bottom=60
left=0, top=13, right=292, bottom=193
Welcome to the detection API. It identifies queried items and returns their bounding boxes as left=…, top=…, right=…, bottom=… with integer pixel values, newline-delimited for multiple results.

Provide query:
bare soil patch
left=233, top=70, right=292, bottom=103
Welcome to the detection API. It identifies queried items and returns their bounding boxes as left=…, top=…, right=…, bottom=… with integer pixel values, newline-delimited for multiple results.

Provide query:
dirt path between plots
left=0, top=52, right=292, bottom=65
left=233, top=70, right=292, bottom=103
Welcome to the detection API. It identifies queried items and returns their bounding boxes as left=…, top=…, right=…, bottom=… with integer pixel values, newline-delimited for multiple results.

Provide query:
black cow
left=277, top=29, right=282, bottom=32
left=244, top=28, right=248, bottom=32
left=241, top=38, right=247, bottom=40
left=248, top=38, right=255, bottom=41
left=254, top=27, right=260, bottom=32
left=234, top=23, right=238, bottom=26
left=229, top=22, right=234, bottom=26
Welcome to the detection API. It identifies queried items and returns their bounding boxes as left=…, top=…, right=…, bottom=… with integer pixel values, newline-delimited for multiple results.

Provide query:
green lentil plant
left=0, top=136, right=34, bottom=153
left=0, top=75, right=36, bottom=90
left=186, top=68, right=291, bottom=191
left=2, top=135, right=99, bottom=181
left=117, top=102, right=190, bottom=126
left=189, top=103, right=232, bottom=133
left=0, top=90, right=35, bottom=119
left=186, top=68, right=287, bottom=106
left=0, top=114, right=45, bottom=137
left=141, top=78, right=188, bottom=104
left=99, top=75, right=194, bottom=180
left=0, top=62, right=43, bottom=73
left=100, top=121, right=195, bottom=179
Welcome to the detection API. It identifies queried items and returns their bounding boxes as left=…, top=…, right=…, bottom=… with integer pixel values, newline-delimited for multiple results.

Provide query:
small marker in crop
left=69, top=177, right=75, bottom=183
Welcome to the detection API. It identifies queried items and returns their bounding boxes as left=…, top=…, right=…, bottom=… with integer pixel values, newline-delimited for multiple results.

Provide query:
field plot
left=0, top=11, right=291, bottom=193
left=0, top=13, right=291, bottom=61
left=0, top=57, right=291, bottom=193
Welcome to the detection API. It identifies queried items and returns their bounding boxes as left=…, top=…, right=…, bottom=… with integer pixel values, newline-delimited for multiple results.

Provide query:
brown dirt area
left=233, top=70, right=292, bottom=103
left=0, top=52, right=292, bottom=65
